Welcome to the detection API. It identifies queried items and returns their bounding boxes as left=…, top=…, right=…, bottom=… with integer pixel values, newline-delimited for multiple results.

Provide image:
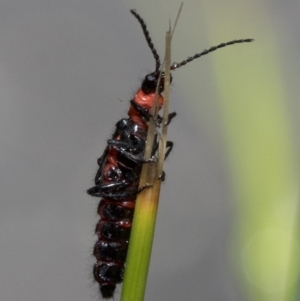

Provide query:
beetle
left=87, top=9, right=253, bottom=298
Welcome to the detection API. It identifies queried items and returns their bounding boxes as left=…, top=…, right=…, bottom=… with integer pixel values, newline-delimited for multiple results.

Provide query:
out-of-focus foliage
left=196, top=1, right=299, bottom=300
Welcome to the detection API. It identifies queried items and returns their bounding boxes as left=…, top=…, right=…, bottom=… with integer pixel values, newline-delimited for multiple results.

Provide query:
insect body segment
left=87, top=9, right=253, bottom=299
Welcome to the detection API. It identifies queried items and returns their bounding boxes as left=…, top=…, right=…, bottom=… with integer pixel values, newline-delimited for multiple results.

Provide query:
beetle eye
left=147, top=74, right=155, bottom=81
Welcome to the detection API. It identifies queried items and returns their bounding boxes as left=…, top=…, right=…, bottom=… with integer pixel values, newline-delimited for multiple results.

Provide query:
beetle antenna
left=131, top=9, right=161, bottom=73
left=171, top=38, right=254, bottom=70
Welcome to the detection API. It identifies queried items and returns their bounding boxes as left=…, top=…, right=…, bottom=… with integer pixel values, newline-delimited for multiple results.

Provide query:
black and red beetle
left=87, top=9, right=253, bottom=298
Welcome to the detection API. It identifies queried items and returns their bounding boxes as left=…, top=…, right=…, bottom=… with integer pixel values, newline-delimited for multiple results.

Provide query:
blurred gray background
left=0, top=1, right=299, bottom=301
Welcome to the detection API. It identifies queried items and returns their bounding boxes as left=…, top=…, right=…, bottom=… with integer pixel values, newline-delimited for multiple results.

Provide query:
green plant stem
left=120, top=31, right=172, bottom=301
